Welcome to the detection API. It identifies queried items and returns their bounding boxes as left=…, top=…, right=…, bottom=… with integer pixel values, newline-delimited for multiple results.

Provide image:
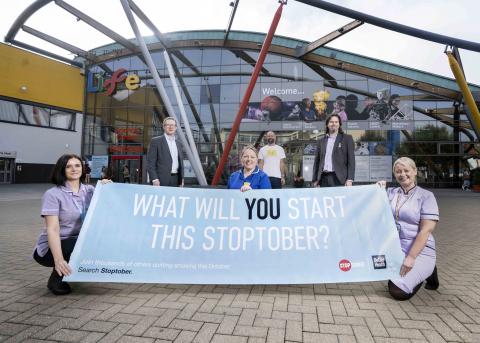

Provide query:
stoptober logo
left=372, top=255, right=386, bottom=269
left=339, top=259, right=351, bottom=272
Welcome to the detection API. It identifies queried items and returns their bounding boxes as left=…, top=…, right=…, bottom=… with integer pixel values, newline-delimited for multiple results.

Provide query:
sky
left=2, top=0, right=479, bottom=85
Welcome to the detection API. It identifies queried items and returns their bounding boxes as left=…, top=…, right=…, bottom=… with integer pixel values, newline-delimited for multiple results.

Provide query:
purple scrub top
left=34, top=183, right=94, bottom=257
left=387, top=186, right=439, bottom=254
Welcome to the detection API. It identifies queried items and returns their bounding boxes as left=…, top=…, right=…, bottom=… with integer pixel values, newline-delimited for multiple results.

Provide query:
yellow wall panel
left=0, top=43, right=84, bottom=111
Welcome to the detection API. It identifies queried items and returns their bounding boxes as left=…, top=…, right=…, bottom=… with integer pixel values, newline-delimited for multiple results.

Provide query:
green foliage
left=413, top=124, right=453, bottom=141
left=359, top=130, right=386, bottom=142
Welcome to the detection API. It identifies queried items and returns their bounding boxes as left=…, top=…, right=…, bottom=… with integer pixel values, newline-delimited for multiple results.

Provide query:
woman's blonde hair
left=241, top=145, right=258, bottom=158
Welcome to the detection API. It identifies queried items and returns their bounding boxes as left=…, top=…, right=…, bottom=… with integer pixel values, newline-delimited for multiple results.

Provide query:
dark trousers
left=320, top=172, right=342, bottom=187
left=152, top=174, right=180, bottom=187
left=269, top=177, right=282, bottom=189
left=33, top=237, right=77, bottom=267
left=165, top=173, right=180, bottom=187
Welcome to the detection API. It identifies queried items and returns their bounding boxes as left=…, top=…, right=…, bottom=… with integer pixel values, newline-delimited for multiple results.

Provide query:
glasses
left=164, top=124, right=176, bottom=128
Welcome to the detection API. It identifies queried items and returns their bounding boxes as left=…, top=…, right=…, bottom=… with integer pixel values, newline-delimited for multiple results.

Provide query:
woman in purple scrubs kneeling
left=33, top=154, right=109, bottom=295
left=378, top=157, right=439, bottom=300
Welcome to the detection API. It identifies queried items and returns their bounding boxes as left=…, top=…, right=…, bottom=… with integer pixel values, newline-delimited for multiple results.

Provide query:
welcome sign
left=65, top=184, right=404, bottom=284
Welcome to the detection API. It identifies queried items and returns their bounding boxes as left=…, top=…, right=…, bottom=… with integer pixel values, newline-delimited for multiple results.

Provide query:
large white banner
left=65, top=184, right=404, bottom=284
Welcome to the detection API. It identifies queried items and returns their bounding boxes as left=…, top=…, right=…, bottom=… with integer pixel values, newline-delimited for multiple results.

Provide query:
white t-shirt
left=258, top=144, right=286, bottom=178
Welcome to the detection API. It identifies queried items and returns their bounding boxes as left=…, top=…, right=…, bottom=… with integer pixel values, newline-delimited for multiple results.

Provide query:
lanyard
left=71, top=192, right=87, bottom=222
left=394, top=187, right=416, bottom=223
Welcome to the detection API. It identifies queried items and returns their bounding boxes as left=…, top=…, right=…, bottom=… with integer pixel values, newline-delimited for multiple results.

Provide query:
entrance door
left=0, top=159, right=13, bottom=184
left=111, top=156, right=142, bottom=183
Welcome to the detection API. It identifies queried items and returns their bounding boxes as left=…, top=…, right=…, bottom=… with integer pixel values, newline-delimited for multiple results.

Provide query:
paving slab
left=0, top=184, right=479, bottom=342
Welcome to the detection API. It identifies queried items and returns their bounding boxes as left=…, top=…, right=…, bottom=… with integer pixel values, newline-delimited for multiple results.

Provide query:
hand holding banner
left=65, top=184, right=404, bottom=284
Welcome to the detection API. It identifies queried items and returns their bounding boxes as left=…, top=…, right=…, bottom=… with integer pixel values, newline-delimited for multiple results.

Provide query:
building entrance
left=111, top=156, right=142, bottom=183
left=0, top=158, right=14, bottom=184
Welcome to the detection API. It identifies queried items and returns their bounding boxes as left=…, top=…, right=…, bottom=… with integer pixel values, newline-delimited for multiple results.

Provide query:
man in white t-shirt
left=258, top=131, right=286, bottom=189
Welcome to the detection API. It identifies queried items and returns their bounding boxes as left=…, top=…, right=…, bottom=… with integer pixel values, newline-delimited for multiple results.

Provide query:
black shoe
left=47, top=270, right=72, bottom=295
left=425, top=266, right=439, bottom=290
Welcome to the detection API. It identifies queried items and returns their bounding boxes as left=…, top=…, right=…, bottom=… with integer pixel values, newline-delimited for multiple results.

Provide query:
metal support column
left=120, top=0, right=207, bottom=185
left=447, top=51, right=480, bottom=141
left=211, top=0, right=287, bottom=185
left=164, top=51, right=207, bottom=185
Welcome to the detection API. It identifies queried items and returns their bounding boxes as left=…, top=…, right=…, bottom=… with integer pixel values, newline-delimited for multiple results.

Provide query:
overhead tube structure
left=224, top=0, right=240, bottom=45
left=211, top=0, right=287, bottom=186
left=295, top=0, right=480, bottom=53
left=447, top=51, right=480, bottom=137
left=164, top=51, right=207, bottom=185
left=5, top=0, right=53, bottom=42
left=126, top=0, right=213, bottom=166
left=119, top=0, right=207, bottom=185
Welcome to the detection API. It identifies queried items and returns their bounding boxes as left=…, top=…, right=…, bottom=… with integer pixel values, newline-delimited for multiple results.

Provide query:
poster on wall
left=90, top=155, right=109, bottom=178
left=239, top=86, right=413, bottom=131
left=354, top=156, right=370, bottom=182
left=370, top=156, right=393, bottom=182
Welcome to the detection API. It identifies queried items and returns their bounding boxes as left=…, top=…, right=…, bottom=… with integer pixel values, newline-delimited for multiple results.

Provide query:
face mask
left=267, top=138, right=274, bottom=144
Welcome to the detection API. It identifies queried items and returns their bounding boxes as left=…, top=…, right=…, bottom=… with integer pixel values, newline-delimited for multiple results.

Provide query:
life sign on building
left=87, top=68, right=140, bottom=96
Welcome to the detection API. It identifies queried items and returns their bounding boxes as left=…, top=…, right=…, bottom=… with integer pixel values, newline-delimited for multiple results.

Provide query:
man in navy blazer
left=147, top=117, right=184, bottom=187
left=312, top=114, right=355, bottom=187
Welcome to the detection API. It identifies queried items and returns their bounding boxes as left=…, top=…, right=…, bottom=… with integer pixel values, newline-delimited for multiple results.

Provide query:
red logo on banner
left=339, top=259, right=351, bottom=272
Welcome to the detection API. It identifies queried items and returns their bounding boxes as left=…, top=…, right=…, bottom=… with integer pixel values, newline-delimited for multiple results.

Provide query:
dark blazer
left=312, top=133, right=355, bottom=185
left=146, top=135, right=184, bottom=185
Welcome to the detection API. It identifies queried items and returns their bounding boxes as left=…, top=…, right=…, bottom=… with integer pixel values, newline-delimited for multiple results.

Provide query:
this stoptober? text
left=131, top=194, right=347, bottom=252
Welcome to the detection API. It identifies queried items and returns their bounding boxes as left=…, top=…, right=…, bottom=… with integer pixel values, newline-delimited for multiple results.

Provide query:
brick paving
left=0, top=184, right=479, bottom=342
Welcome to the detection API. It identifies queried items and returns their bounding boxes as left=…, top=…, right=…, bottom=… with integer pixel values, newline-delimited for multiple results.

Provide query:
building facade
left=0, top=44, right=84, bottom=183
left=82, top=31, right=480, bottom=187
left=1, top=31, right=479, bottom=186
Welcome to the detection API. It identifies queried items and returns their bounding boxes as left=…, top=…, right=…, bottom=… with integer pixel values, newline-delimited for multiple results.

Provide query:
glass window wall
left=84, top=47, right=477, bottom=187
left=0, top=98, right=76, bottom=131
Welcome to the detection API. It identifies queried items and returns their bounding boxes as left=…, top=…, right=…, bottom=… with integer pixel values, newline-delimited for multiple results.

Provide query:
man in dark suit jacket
left=147, top=117, right=184, bottom=187
left=312, top=114, right=355, bottom=187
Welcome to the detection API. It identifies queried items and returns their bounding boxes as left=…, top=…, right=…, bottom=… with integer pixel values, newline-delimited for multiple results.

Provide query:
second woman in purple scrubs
left=378, top=157, right=439, bottom=300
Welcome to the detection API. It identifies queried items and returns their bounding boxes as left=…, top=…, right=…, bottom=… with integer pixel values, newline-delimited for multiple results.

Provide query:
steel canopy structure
left=3, top=0, right=480, bottom=186
left=5, top=1, right=479, bottom=98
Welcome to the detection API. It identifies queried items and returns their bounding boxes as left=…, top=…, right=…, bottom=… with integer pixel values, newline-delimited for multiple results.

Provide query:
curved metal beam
left=90, top=36, right=466, bottom=99
left=55, top=0, right=138, bottom=52
left=8, top=39, right=83, bottom=67
left=296, top=19, right=363, bottom=57
left=295, top=0, right=480, bottom=53
left=22, top=25, right=96, bottom=61
left=5, top=0, right=53, bottom=42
